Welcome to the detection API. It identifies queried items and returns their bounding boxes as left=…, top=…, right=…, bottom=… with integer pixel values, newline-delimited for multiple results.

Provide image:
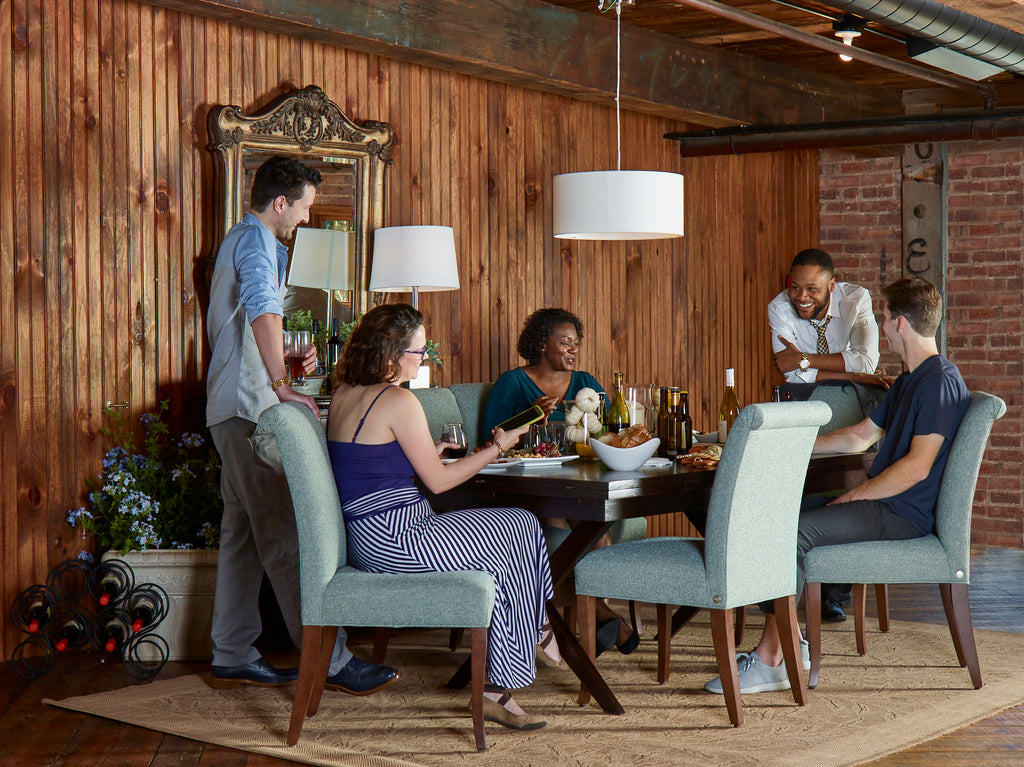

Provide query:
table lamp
left=369, top=226, right=460, bottom=309
left=287, top=227, right=355, bottom=332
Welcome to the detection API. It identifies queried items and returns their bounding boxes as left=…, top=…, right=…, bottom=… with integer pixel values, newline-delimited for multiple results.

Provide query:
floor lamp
left=287, top=227, right=354, bottom=334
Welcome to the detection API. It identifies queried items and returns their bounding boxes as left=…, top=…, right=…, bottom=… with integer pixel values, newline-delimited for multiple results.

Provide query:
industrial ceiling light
left=553, top=0, right=684, bottom=240
left=833, top=15, right=863, bottom=63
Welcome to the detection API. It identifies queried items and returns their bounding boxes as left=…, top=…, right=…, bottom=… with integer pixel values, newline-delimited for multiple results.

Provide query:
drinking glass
left=625, top=382, right=653, bottom=428
left=284, top=330, right=310, bottom=386
left=440, top=423, right=468, bottom=459
left=529, top=421, right=565, bottom=455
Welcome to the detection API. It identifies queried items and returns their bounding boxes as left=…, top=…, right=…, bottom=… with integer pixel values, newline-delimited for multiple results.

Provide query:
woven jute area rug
left=46, top=617, right=1024, bottom=767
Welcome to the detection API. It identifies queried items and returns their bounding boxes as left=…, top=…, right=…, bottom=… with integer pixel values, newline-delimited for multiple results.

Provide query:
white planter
left=102, top=549, right=218, bottom=661
left=409, top=364, right=431, bottom=389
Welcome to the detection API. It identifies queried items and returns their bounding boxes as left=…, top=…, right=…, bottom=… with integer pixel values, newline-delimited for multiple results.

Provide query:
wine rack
left=9, top=558, right=170, bottom=680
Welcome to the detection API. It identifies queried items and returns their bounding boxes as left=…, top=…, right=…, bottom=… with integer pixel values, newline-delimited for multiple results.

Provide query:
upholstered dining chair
left=255, top=402, right=497, bottom=751
left=803, top=391, right=1005, bottom=690
left=574, top=401, right=831, bottom=726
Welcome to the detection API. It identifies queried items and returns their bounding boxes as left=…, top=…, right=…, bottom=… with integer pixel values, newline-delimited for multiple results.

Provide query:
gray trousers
left=210, top=417, right=350, bottom=673
left=762, top=496, right=922, bottom=614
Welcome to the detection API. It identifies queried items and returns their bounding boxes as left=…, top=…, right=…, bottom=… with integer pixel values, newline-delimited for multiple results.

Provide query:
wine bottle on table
left=718, top=368, right=741, bottom=443
left=679, top=390, right=694, bottom=453
left=656, top=387, right=670, bottom=457
left=311, top=318, right=324, bottom=375
left=665, top=388, right=683, bottom=459
left=607, top=372, right=630, bottom=434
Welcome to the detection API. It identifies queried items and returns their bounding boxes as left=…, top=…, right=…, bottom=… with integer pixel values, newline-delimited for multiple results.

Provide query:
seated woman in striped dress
left=326, top=303, right=557, bottom=731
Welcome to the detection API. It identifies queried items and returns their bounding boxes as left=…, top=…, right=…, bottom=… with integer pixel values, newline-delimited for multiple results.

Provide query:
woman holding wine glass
left=326, top=304, right=557, bottom=730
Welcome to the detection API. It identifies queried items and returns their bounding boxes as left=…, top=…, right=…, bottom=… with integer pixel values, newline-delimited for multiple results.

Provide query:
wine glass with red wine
left=440, top=423, right=468, bottom=459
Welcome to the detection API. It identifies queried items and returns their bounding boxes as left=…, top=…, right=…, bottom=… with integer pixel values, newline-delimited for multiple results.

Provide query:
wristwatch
left=799, top=352, right=810, bottom=372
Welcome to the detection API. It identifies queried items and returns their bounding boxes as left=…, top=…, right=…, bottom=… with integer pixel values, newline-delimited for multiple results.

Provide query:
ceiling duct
left=822, top=0, right=1024, bottom=75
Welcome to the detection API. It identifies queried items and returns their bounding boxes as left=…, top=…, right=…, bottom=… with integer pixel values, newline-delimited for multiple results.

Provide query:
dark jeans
left=760, top=496, right=922, bottom=613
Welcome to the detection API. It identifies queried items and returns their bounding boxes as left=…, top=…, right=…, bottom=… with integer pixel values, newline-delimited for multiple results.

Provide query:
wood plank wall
left=0, top=0, right=817, bottom=657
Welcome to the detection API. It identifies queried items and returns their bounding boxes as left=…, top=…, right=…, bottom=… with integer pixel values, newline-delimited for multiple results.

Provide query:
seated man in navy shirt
left=705, top=277, right=971, bottom=694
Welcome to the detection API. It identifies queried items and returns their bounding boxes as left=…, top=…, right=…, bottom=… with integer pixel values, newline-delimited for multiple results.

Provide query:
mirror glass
left=208, top=86, right=393, bottom=323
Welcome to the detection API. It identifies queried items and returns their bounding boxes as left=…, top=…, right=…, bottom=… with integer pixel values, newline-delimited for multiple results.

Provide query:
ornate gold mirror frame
left=208, top=85, right=394, bottom=319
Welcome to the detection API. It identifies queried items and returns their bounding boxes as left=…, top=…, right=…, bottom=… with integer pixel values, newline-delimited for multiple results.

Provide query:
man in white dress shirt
left=769, top=248, right=885, bottom=386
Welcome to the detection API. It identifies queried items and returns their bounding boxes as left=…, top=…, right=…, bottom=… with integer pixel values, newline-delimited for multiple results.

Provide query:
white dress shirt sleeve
left=840, top=287, right=880, bottom=374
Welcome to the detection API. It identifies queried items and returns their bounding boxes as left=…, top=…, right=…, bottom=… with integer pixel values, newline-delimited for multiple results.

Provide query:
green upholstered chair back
left=934, top=392, right=1006, bottom=581
left=703, top=401, right=832, bottom=609
left=449, top=382, right=494, bottom=451
left=255, top=402, right=346, bottom=626
left=808, top=383, right=865, bottom=434
left=411, top=388, right=463, bottom=445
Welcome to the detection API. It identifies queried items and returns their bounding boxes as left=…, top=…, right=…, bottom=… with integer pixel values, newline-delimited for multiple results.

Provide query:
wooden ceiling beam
left=140, top=0, right=900, bottom=127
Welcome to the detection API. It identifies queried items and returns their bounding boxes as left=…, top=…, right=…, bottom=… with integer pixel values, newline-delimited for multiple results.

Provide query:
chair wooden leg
left=449, top=628, right=465, bottom=651
left=875, top=584, right=890, bottom=632
left=628, top=600, right=644, bottom=638
left=577, top=594, right=597, bottom=706
left=307, top=626, right=338, bottom=717
left=709, top=608, right=742, bottom=726
left=734, top=605, right=746, bottom=647
left=773, top=594, right=807, bottom=705
left=940, top=583, right=982, bottom=689
left=372, top=627, right=391, bottom=664
left=288, top=626, right=325, bottom=746
left=852, top=584, right=867, bottom=656
left=470, top=627, right=488, bottom=750
left=656, top=604, right=672, bottom=684
left=805, top=583, right=822, bottom=689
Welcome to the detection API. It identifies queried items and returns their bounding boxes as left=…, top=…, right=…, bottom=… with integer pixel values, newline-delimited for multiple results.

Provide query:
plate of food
left=678, top=444, right=723, bottom=467
left=516, top=455, right=579, bottom=468
left=477, top=457, right=522, bottom=473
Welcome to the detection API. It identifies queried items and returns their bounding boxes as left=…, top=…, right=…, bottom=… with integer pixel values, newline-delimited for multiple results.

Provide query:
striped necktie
left=810, top=316, right=832, bottom=355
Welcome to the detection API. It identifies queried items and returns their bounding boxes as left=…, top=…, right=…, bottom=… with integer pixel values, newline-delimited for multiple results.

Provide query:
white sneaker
left=705, top=650, right=793, bottom=695
left=735, top=639, right=809, bottom=671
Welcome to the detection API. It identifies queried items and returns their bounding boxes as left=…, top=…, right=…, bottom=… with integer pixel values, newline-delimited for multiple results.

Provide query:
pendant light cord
left=616, top=0, right=622, bottom=172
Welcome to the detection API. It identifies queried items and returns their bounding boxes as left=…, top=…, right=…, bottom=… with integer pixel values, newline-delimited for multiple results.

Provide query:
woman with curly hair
left=327, top=303, right=556, bottom=730
left=481, top=308, right=604, bottom=446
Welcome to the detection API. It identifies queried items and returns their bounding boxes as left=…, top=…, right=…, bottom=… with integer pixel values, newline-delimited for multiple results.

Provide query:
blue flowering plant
left=67, top=400, right=222, bottom=555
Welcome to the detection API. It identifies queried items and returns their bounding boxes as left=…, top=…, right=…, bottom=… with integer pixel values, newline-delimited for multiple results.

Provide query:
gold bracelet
left=271, top=376, right=291, bottom=392
left=493, top=438, right=505, bottom=454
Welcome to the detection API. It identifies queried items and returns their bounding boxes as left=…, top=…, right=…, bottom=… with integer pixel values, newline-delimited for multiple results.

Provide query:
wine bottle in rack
left=126, top=585, right=167, bottom=634
left=11, top=585, right=53, bottom=634
left=717, top=368, right=742, bottom=443
left=50, top=610, right=89, bottom=652
left=91, top=609, right=132, bottom=654
left=89, top=559, right=134, bottom=608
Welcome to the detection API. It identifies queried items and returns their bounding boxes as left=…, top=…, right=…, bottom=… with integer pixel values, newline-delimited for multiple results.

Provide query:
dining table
left=427, top=451, right=868, bottom=715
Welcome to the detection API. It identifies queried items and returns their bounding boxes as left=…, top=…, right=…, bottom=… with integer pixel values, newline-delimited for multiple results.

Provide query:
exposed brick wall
left=819, top=143, right=1024, bottom=549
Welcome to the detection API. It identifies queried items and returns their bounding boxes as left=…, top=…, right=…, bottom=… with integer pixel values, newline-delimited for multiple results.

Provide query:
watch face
left=800, top=358, right=810, bottom=371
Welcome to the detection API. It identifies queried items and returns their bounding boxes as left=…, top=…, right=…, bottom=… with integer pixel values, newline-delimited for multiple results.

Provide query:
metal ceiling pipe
left=668, top=0, right=996, bottom=102
left=823, top=0, right=1024, bottom=74
left=665, top=108, right=1024, bottom=155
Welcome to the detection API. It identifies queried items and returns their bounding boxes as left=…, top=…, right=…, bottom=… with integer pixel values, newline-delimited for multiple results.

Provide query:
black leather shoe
left=594, top=618, right=620, bottom=658
left=208, top=658, right=299, bottom=688
left=822, top=598, right=847, bottom=623
left=324, top=655, right=399, bottom=696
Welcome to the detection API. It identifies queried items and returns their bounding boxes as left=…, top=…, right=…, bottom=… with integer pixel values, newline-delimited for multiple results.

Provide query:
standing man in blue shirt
left=206, top=156, right=397, bottom=693
left=706, top=277, right=971, bottom=695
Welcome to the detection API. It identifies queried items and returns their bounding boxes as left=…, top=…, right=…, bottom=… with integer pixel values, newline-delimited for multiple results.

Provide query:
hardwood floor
left=1, top=545, right=1021, bottom=766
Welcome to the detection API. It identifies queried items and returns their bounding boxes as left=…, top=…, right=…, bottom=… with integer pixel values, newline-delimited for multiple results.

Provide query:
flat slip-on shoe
left=594, top=617, right=620, bottom=657
left=536, top=626, right=564, bottom=668
left=618, top=628, right=641, bottom=655
left=208, top=658, right=299, bottom=688
left=479, top=696, right=547, bottom=731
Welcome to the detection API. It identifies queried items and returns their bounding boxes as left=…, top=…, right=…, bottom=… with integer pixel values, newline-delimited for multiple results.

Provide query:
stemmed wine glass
left=440, top=423, right=468, bottom=459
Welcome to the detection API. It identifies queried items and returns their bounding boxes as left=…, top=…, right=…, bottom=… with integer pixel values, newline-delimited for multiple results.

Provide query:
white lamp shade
left=287, top=228, right=354, bottom=290
left=369, top=226, right=460, bottom=292
left=553, top=170, right=685, bottom=240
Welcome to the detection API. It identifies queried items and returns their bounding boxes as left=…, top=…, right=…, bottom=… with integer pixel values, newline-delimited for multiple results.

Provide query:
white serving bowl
left=588, top=436, right=661, bottom=471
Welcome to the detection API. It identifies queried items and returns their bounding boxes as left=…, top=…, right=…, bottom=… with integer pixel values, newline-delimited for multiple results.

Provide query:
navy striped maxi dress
left=327, top=437, right=554, bottom=690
